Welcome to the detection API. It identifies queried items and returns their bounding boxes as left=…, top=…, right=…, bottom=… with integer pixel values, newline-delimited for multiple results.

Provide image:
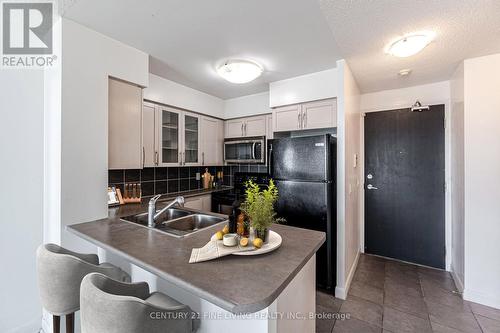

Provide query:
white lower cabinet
left=184, top=194, right=212, bottom=212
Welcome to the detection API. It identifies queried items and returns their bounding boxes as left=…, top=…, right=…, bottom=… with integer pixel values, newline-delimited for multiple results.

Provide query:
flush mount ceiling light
left=217, top=59, right=263, bottom=84
left=386, top=31, right=436, bottom=57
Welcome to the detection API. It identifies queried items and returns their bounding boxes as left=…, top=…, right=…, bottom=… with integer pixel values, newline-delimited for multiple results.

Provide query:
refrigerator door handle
left=268, top=143, right=273, bottom=175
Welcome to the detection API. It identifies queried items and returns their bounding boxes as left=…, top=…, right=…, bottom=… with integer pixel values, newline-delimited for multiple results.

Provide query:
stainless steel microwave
left=224, top=136, right=266, bottom=164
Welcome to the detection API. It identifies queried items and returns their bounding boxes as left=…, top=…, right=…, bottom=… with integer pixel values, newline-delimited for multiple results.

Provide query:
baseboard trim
left=450, top=266, right=464, bottom=293
left=463, top=288, right=500, bottom=310
left=335, top=251, right=360, bottom=300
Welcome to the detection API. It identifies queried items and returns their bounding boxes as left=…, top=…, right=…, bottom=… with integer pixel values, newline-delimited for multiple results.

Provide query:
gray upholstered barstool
left=80, top=273, right=194, bottom=333
left=36, top=243, right=130, bottom=333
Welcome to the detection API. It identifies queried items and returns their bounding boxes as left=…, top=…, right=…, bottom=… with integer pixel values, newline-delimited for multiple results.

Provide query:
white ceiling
left=61, top=0, right=342, bottom=99
left=61, top=0, right=500, bottom=98
left=319, top=0, right=500, bottom=93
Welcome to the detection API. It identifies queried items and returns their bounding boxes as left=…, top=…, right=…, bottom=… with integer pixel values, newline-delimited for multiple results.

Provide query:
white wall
left=224, top=92, right=271, bottom=119
left=335, top=60, right=361, bottom=299
left=450, top=63, right=465, bottom=292
left=144, top=74, right=224, bottom=118
left=0, top=70, right=44, bottom=332
left=360, top=81, right=451, bottom=112
left=463, top=53, right=500, bottom=309
left=269, top=68, right=338, bottom=107
left=60, top=18, right=149, bottom=252
left=38, top=18, right=150, bottom=332
left=359, top=81, right=453, bottom=271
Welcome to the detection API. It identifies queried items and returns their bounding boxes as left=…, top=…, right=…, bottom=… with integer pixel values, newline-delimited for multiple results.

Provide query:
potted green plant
left=240, top=179, right=284, bottom=243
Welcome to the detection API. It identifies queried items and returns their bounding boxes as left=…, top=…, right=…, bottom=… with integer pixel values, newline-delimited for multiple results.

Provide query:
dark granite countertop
left=67, top=200, right=325, bottom=314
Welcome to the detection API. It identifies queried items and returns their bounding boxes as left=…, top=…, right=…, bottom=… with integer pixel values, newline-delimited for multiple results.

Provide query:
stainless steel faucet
left=148, top=195, right=185, bottom=228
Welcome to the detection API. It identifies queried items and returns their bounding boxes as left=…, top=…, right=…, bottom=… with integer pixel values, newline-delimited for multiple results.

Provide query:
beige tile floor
left=316, top=254, right=500, bottom=333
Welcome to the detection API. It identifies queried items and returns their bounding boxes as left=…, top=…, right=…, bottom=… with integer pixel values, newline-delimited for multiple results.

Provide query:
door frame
left=359, top=100, right=451, bottom=271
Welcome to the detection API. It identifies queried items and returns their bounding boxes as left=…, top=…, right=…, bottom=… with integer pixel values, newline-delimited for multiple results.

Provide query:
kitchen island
left=67, top=202, right=325, bottom=332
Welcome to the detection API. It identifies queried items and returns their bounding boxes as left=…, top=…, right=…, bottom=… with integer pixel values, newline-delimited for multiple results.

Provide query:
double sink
left=121, top=207, right=226, bottom=238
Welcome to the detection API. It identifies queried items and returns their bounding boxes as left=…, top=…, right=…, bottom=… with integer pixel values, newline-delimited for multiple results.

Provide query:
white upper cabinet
left=182, top=112, right=201, bottom=166
left=158, top=105, right=183, bottom=166
left=272, top=98, right=337, bottom=132
left=142, top=102, right=157, bottom=167
left=201, top=116, right=223, bottom=165
left=108, top=78, right=143, bottom=170
left=301, top=99, right=337, bottom=130
left=244, top=115, right=267, bottom=137
left=224, top=115, right=267, bottom=138
left=266, top=114, right=273, bottom=140
left=142, top=101, right=222, bottom=167
left=225, top=118, right=246, bottom=138
left=273, top=104, right=302, bottom=132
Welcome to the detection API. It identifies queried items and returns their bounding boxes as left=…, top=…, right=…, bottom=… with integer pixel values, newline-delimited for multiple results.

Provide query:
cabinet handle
left=182, top=151, right=185, bottom=165
left=298, top=113, right=301, bottom=129
left=155, top=151, right=159, bottom=165
left=142, top=147, right=145, bottom=168
left=241, top=123, right=244, bottom=136
left=202, top=152, right=205, bottom=165
left=244, top=123, right=247, bottom=136
left=179, top=152, right=182, bottom=165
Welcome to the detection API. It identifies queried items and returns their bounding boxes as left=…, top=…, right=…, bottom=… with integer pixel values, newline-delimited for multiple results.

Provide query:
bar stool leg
left=66, top=313, right=74, bottom=333
left=53, top=315, right=60, bottom=333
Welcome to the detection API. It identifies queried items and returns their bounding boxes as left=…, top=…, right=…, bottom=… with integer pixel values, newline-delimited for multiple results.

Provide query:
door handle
left=367, top=184, right=378, bottom=190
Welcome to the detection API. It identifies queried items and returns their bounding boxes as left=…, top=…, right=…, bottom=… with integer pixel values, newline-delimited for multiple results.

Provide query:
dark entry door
left=364, top=105, right=445, bottom=269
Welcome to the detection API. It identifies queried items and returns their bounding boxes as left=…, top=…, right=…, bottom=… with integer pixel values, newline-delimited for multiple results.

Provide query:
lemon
left=222, top=225, right=229, bottom=235
left=215, top=231, right=223, bottom=240
left=253, top=238, right=263, bottom=248
left=240, top=237, right=249, bottom=247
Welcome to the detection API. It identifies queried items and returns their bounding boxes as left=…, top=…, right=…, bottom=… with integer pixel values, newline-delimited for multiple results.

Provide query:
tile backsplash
left=108, top=164, right=269, bottom=198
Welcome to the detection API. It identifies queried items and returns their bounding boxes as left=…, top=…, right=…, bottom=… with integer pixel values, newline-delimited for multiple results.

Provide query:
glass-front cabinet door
left=159, top=107, right=181, bottom=165
left=183, top=113, right=200, bottom=165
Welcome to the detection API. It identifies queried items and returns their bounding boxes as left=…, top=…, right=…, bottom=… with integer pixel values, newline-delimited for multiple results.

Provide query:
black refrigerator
left=270, top=134, right=336, bottom=292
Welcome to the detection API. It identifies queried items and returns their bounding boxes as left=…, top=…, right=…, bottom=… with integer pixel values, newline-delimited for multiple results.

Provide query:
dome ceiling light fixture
left=216, top=59, right=263, bottom=84
left=385, top=31, right=436, bottom=57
